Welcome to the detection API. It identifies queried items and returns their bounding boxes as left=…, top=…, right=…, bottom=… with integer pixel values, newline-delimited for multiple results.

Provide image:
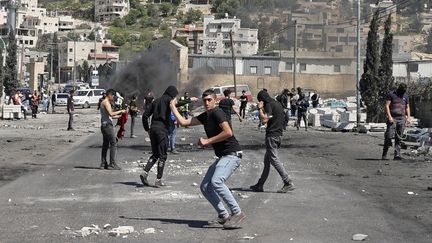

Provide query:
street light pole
left=356, top=0, right=361, bottom=127
left=73, top=39, right=76, bottom=88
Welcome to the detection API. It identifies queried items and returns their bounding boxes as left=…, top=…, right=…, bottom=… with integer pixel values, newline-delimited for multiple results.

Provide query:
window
left=285, top=62, right=293, bottom=70
left=264, top=66, right=271, bottom=75
left=69, top=48, right=73, bottom=52
left=250, top=66, right=257, bottom=74
left=25, top=40, right=28, bottom=44
left=69, top=59, right=73, bottom=62
left=408, top=63, right=419, bottom=72
left=328, top=36, right=338, bottom=42
left=334, top=65, right=341, bottom=72
left=336, top=28, right=344, bottom=33
left=300, top=63, right=306, bottom=71
left=30, top=40, right=33, bottom=45
left=237, top=43, right=241, bottom=47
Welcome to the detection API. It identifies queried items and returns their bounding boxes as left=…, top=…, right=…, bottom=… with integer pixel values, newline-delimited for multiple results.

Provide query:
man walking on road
left=129, top=95, right=139, bottom=138
left=170, top=88, right=246, bottom=229
left=219, top=89, right=242, bottom=124
left=239, top=90, right=248, bottom=119
left=250, top=90, right=295, bottom=193
left=140, top=86, right=179, bottom=187
left=67, top=90, right=75, bottom=131
left=99, top=89, right=126, bottom=170
left=51, top=91, right=56, bottom=113
left=382, top=83, right=411, bottom=160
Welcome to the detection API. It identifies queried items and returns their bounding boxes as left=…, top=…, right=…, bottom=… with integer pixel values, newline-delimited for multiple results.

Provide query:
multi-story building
left=172, top=24, right=203, bottom=54
left=202, top=16, right=258, bottom=56
left=58, top=39, right=119, bottom=81
left=95, top=0, right=130, bottom=23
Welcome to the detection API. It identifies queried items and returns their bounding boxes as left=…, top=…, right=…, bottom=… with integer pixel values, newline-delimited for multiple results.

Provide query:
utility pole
left=50, top=45, right=53, bottom=82
left=73, top=39, right=76, bottom=87
left=356, top=0, right=361, bottom=127
left=293, top=20, right=297, bottom=89
left=20, top=41, right=24, bottom=85
left=229, top=31, right=237, bottom=97
left=58, top=43, right=61, bottom=89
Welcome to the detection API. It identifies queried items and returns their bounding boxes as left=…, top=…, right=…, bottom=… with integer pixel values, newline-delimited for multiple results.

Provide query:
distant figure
left=142, top=91, right=154, bottom=129
left=382, top=83, right=411, bottom=160
left=67, top=90, right=75, bottom=131
left=179, top=92, right=191, bottom=119
left=311, top=90, right=320, bottom=108
left=31, top=90, right=40, bottom=119
left=296, top=93, right=309, bottom=131
left=129, top=95, right=139, bottom=138
left=219, top=89, right=242, bottom=124
left=97, top=92, right=106, bottom=110
left=277, top=89, right=290, bottom=130
left=99, top=89, right=126, bottom=170
left=168, top=111, right=178, bottom=154
left=51, top=91, right=57, bottom=113
left=250, top=90, right=294, bottom=193
left=239, top=90, right=248, bottom=119
left=290, top=88, right=299, bottom=117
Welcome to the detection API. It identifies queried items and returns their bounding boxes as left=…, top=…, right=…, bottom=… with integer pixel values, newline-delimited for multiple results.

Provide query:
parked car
left=210, top=84, right=253, bottom=102
left=55, top=93, right=69, bottom=106
left=63, top=82, right=90, bottom=93
left=73, top=89, right=105, bottom=108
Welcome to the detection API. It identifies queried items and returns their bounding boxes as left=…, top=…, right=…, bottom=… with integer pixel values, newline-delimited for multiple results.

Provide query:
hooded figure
left=140, top=85, right=179, bottom=187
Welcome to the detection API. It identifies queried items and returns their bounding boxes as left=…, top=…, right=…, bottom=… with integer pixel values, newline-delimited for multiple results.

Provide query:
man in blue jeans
left=170, top=88, right=246, bottom=229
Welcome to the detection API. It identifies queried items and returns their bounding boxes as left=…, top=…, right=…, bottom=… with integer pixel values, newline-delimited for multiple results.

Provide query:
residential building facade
left=95, top=0, right=130, bottom=23
left=172, top=24, right=203, bottom=54
left=202, top=16, right=258, bottom=56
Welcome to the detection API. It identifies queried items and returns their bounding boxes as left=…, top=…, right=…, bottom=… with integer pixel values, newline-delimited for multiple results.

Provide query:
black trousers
left=144, top=128, right=168, bottom=179
left=240, top=106, right=246, bottom=119
left=130, top=115, right=136, bottom=136
left=297, top=111, right=307, bottom=130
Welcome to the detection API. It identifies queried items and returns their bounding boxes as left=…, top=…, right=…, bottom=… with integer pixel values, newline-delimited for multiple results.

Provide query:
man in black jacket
left=140, top=86, right=178, bottom=187
left=250, top=90, right=294, bottom=193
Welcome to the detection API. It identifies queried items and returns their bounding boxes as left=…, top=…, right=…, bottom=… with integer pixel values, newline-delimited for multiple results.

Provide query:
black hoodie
left=143, top=86, right=178, bottom=132
left=257, top=90, right=284, bottom=137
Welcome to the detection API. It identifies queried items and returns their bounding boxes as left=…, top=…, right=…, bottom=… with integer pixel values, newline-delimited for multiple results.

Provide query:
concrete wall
left=28, top=60, right=45, bottom=91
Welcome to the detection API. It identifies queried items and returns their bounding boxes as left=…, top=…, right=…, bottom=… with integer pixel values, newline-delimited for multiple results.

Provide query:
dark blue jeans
left=383, top=119, right=405, bottom=158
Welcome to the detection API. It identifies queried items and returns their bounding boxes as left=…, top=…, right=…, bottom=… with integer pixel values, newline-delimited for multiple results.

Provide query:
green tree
left=426, top=28, right=432, bottom=53
left=359, top=10, right=381, bottom=122
left=160, top=2, right=173, bottom=17
left=4, top=29, right=18, bottom=99
left=340, top=0, right=353, bottom=20
left=111, top=18, right=126, bottom=28
left=212, top=0, right=240, bottom=18
left=124, top=9, right=141, bottom=25
left=0, top=48, right=3, bottom=99
left=112, top=33, right=127, bottom=46
left=53, top=32, right=59, bottom=83
left=81, top=60, right=90, bottom=83
left=378, top=14, right=395, bottom=122
left=184, top=9, right=202, bottom=24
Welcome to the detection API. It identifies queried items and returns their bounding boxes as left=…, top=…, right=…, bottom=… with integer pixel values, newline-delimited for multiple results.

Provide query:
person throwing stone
left=250, top=90, right=294, bottom=193
left=170, top=88, right=246, bottom=229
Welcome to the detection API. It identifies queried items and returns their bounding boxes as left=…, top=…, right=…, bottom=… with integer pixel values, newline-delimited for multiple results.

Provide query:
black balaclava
left=164, top=86, right=179, bottom=98
left=396, top=83, right=407, bottom=97
left=257, top=90, right=273, bottom=104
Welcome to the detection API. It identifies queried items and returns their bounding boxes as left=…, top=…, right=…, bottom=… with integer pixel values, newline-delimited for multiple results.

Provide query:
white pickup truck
left=73, top=89, right=105, bottom=108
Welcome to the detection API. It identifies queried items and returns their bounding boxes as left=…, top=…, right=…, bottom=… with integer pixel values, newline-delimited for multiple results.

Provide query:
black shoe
left=394, top=156, right=403, bottom=160
left=99, top=161, right=108, bottom=170
left=67, top=128, right=75, bottom=131
left=223, top=212, right=246, bottom=229
left=140, top=172, right=150, bottom=186
left=107, top=163, right=121, bottom=170
left=250, top=183, right=264, bottom=192
left=207, top=214, right=230, bottom=226
left=277, top=181, right=295, bottom=193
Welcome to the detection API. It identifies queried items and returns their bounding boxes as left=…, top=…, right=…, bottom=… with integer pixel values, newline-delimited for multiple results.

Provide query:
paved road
left=0, top=119, right=430, bottom=242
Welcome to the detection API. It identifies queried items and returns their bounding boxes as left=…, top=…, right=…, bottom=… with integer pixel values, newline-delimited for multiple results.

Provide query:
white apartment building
left=95, top=0, right=130, bottom=23
left=202, top=16, right=259, bottom=56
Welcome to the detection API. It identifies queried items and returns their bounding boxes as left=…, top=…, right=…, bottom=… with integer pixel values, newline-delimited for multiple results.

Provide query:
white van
left=73, top=89, right=105, bottom=108
left=210, top=84, right=253, bottom=102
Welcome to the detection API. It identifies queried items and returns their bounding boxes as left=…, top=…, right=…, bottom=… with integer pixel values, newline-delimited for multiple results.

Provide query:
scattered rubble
left=352, top=233, right=368, bottom=241
left=76, top=225, right=101, bottom=237
left=144, top=227, right=156, bottom=234
left=108, top=226, right=135, bottom=237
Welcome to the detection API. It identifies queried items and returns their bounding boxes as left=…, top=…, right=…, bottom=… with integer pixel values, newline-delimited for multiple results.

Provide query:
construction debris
left=108, top=226, right=135, bottom=237
left=144, top=227, right=156, bottom=234
left=352, top=233, right=368, bottom=241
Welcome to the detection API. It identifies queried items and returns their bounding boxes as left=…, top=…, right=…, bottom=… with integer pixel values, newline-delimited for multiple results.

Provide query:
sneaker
left=249, top=183, right=264, bottom=192
left=223, top=212, right=246, bottom=229
left=140, top=172, right=150, bottom=186
left=155, top=179, right=166, bottom=187
left=277, top=181, right=295, bottom=193
left=130, top=135, right=137, bottom=138
left=99, top=161, right=108, bottom=170
left=394, top=156, right=403, bottom=160
left=171, top=149, right=179, bottom=154
left=207, top=214, right=230, bottom=226
left=107, top=163, right=121, bottom=170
